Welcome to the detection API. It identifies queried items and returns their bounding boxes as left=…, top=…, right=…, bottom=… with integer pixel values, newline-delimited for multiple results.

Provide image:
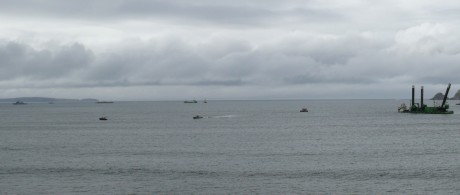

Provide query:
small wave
left=0, top=147, right=25, bottom=151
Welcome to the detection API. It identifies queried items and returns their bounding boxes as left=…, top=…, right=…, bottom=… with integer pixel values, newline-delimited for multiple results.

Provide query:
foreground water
left=1, top=100, right=460, bottom=194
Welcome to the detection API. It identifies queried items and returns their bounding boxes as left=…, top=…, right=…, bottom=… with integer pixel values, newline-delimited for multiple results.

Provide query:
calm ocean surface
left=1, top=100, right=460, bottom=194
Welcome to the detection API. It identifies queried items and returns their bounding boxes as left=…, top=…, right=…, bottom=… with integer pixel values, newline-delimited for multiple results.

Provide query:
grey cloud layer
left=2, top=1, right=460, bottom=99
left=0, top=42, right=93, bottom=80
left=2, top=24, right=460, bottom=90
left=0, top=0, right=341, bottom=26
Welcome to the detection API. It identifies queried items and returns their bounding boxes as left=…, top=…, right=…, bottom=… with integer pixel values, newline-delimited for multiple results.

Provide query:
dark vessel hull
left=399, top=109, right=453, bottom=114
left=184, top=100, right=198, bottom=103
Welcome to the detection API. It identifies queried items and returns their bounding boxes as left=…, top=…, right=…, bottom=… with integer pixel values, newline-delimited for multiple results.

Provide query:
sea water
left=1, top=100, right=460, bottom=194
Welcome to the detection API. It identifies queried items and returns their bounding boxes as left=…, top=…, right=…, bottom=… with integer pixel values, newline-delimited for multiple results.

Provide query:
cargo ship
left=398, top=83, right=453, bottom=114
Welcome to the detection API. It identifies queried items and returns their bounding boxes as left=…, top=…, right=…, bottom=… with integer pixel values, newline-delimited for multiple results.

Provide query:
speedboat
left=193, top=115, right=203, bottom=119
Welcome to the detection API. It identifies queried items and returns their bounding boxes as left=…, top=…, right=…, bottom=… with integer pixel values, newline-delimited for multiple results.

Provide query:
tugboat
left=398, top=83, right=453, bottom=114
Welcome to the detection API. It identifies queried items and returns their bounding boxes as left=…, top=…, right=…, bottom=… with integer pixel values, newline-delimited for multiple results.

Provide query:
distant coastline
left=0, top=97, right=99, bottom=103
left=431, top=89, right=460, bottom=100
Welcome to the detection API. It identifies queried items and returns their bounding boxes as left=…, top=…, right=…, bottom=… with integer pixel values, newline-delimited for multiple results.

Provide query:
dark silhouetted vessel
left=193, top=115, right=203, bottom=119
left=13, top=101, right=27, bottom=105
left=184, top=100, right=198, bottom=103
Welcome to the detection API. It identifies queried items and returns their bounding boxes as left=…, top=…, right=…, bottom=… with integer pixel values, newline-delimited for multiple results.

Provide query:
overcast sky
left=1, top=0, right=460, bottom=100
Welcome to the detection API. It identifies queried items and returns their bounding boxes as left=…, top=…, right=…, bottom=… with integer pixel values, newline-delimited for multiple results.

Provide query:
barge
left=398, top=83, right=453, bottom=114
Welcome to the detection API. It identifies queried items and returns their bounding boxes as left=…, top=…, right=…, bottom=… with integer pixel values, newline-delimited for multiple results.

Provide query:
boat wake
left=212, top=115, right=236, bottom=118
left=193, top=115, right=237, bottom=120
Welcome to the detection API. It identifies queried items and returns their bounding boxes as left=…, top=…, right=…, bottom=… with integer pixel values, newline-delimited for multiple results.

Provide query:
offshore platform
left=398, top=83, right=453, bottom=114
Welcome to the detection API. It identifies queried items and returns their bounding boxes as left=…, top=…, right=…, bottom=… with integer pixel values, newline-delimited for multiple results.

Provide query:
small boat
left=99, top=117, right=108, bottom=120
left=193, top=115, right=203, bottom=119
left=13, top=101, right=27, bottom=105
left=398, top=103, right=408, bottom=112
left=204, top=99, right=207, bottom=103
left=184, top=100, right=198, bottom=103
left=96, top=101, right=114, bottom=103
left=300, top=108, right=308, bottom=112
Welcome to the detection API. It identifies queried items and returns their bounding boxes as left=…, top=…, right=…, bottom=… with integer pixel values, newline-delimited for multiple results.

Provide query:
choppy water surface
left=1, top=100, right=460, bottom=194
